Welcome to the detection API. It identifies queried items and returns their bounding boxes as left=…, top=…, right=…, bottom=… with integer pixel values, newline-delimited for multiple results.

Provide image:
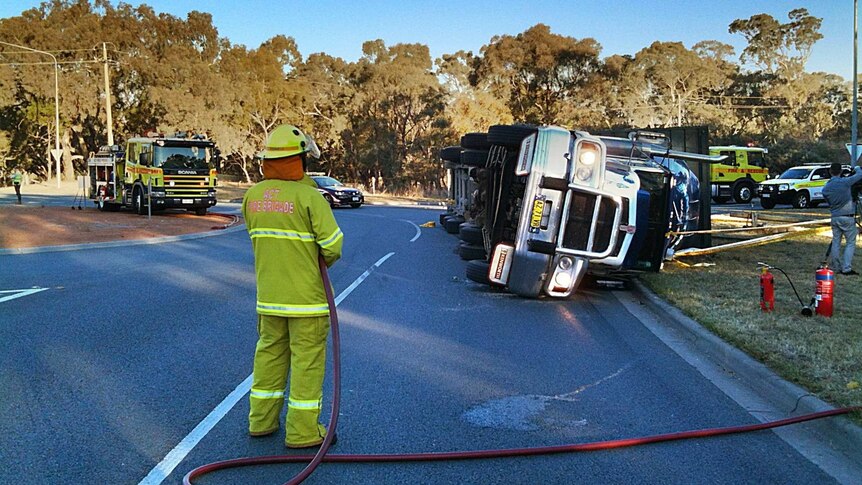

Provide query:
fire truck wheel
left=134, top=188, right=147, bottom=215
left=458, top=242, right=486, bottom=261
left=195, top=208, right=208, bottom=216
left=732, top=181, right=755, bottom=204
left=465, top=260, right=491, bottom=285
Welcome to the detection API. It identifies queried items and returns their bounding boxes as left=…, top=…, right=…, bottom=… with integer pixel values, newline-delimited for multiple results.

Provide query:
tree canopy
left=0, top=2, right=851, bottom=190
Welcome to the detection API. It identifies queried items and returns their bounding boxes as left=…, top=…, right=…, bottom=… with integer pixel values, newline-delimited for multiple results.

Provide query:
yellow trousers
left=249, top=314, right=330, bottom=447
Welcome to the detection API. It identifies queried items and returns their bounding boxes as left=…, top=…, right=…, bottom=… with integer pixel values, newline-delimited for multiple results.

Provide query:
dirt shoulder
left=0, top=204, right=238, bottom=249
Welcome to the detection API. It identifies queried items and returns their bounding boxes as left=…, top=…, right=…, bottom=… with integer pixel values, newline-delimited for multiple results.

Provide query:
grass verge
left=641, top=231, right=861, bottom=420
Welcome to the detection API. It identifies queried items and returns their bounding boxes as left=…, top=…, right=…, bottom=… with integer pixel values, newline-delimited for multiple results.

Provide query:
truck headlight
left=579, top=148, right=597, bottom=166
left=554, top=272, right=572, bottom=288
left=576, top=167, right=593, bottom=181
left=559, top=256, right=573, bottom=271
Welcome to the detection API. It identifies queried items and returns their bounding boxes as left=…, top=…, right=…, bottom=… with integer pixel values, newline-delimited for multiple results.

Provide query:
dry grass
left=642, top=231, right=862, bottom=415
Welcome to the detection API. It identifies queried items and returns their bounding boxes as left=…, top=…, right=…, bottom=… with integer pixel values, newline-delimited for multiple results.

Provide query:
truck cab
left=476, top=125, right=720, bottom=298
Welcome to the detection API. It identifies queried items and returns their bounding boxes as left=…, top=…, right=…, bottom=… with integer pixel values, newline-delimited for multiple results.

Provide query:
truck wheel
left=760, top=198, right=776, bottom=210
left=465, top=260, right=491, bottom=285
left=444, top=215, right=464, bottom=234
left=195, top=208, right=207, bottom=216
left=134, top=188, right=147, bottom=215
left=440, top=146, right=461, bottom=162
left=460, top=149, right=488, bottom=168
left=732, top=181, right=755, bottom=204
left=459, top=223, right=483, bottom=245
left=793, top=191, right=810, bottom=209
left=458, top=242, right=486, bottom=261
left=488, top=124, right=537, bottom=149
left=460, top=132, right=490, bottom=150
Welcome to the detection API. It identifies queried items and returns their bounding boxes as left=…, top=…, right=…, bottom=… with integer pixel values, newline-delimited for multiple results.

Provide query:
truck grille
left=561, top=192, right=618, bottom=255
left=163, top=175, right=210, bottom=197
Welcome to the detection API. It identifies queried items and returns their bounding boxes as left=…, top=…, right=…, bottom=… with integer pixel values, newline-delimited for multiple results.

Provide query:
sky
left=0, top=1, right=856, bottom=80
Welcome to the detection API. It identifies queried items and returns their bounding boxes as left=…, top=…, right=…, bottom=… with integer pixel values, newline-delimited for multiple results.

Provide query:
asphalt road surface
left=0, top=205, right=851, bottom=484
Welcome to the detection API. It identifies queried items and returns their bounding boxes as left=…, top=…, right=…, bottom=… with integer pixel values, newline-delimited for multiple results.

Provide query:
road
left=0, top=204, right=853, bottom=484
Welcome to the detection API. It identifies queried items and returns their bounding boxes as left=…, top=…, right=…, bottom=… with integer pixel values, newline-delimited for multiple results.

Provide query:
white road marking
left=399, top=219, right=422, bottom=242
left=0, top=287, right=49, bottom=303
left=139, top=253, right=395, bottom=485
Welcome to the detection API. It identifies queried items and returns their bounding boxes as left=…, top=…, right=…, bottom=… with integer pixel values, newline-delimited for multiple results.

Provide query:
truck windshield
left=154, top=145, right=210, bottom=169
left=778, top=168, right=812, bottom=180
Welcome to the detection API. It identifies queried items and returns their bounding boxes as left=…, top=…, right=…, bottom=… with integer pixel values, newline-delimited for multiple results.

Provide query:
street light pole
left=853, top=0, right=859, bottom=168
left=0, top=40, right=62, bottom=187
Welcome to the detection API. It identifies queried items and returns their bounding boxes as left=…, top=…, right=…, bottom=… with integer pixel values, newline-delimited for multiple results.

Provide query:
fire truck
left=708, top=145, right=769, bottom=204
left=87, top=132, right=219, bottom=215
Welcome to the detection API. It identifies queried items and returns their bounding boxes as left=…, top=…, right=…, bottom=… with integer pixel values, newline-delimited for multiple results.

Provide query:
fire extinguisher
left=760, top=266, right=774, bottom=312
left=814, top=262, right=834, bottom=317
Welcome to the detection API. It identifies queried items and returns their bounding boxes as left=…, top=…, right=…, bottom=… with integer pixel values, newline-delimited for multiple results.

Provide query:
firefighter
left=242, top=124, right=343, bottom=448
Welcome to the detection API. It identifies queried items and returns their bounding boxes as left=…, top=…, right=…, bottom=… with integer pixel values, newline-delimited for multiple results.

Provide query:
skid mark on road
left=462, top=364, right=632, bottom=431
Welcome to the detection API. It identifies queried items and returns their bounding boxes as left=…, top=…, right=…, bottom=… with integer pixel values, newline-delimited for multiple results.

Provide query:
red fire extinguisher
left=760, top=266, right=774, bottom=312
left=814, top=263, right=834, bottom=317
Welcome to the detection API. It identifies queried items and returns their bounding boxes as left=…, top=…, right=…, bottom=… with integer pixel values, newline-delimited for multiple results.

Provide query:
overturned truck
left=440, top=124, right=723, bottom=298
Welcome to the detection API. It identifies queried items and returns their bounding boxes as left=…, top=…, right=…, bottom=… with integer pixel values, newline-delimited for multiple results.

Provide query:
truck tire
left=444, top=215, right=464, bottom=234
left=732, top=180, right=755, bottom=204
left=459, top=223, right=483, bottom=245
left=134, top=187, right=147, bottom=215
left=195, top=208, right=208, bottom=216
left=760, top=198, right=776, bottom=210
left=793, top=191, right=810, bottom=209
left=440, top=212, right=452, bottom=225
left=440, top=146, right=461, bottom=162
left=459, top=149, right=488, bottom=168
left=458, top=242, right=486, bottom=261
left=460, top=132, right=491, bottom=150
left=488, top=124, right=537, bottom=149
left=465, top=260, right=491, bottom=285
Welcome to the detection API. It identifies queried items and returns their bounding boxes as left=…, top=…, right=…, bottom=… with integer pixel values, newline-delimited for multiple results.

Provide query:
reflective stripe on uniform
left=256, top=301, right=330, bottom=316
left=250, top=388, right=285, bottom=399
left=318, top=228, right=343, bottom=248
left=249, top=227, right=315, bottom=241
left=288, top=398, right=321, bottom=410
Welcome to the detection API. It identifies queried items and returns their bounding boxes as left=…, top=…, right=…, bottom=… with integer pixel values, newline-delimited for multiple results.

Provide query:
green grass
left=642, top=232, right=862, bottom=416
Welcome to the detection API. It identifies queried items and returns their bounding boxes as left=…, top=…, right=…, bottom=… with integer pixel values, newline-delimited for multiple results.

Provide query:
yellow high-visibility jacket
left=242, top=175, right=343, bottom=317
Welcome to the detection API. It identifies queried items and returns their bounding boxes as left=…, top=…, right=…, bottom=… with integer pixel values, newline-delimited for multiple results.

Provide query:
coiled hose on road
left=184, top=257, right=860, bottom=485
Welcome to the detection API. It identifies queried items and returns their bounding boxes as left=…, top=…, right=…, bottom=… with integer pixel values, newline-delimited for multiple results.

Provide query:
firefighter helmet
left=258, top=124, right=321, bottom=160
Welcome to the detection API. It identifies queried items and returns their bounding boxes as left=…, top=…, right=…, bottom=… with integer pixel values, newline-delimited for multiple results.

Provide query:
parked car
left=757, top=164, right=849, bottom=209
left=311, top=175, right=364, bottom=208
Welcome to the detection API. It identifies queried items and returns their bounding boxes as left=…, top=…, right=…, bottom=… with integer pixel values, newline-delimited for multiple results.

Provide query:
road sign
left=845, top=143, right=862, bottom=162
left=50, top=148, right=62, bottom=163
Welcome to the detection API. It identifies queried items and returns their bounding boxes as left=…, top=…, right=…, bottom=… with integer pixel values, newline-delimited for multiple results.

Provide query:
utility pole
left=0, top=41, right=61, bottom=187
left=853, top=0, right=859, bottom=168
left=102, top=42, right=114, bottom=147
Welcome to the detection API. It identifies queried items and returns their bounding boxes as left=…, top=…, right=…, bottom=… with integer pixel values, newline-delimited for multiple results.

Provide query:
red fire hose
left=184, top=257, right=860, bottom=484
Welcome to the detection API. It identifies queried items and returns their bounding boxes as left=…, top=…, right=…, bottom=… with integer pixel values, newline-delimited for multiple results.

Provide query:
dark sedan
left=312, top=175, right=364, bottom=208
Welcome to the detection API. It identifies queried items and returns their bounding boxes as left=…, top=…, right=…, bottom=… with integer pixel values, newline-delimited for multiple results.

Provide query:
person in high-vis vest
left=242, top=124, right=343, bottom=448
